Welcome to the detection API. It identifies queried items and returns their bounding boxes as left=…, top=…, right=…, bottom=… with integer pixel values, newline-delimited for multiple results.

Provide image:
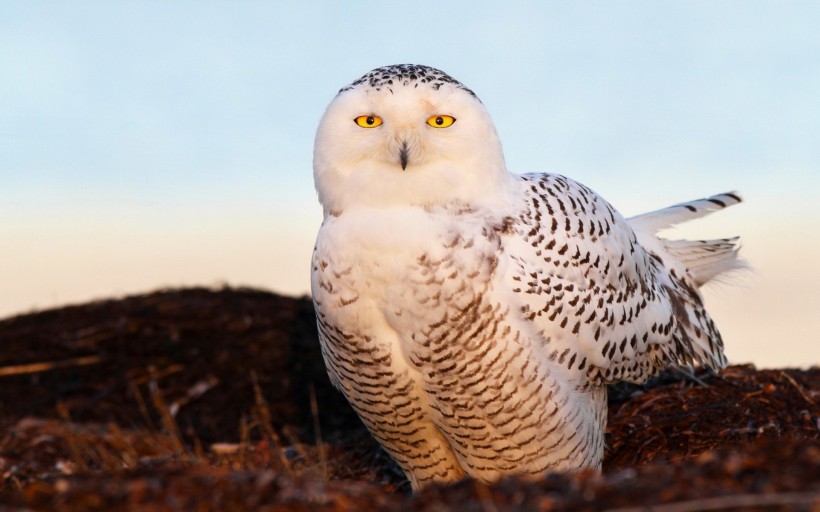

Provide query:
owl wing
left=501, top=174, right=729, bottom=386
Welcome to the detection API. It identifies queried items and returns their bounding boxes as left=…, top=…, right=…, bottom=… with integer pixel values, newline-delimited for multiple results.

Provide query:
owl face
left=313, top=65, right=510, bottom=214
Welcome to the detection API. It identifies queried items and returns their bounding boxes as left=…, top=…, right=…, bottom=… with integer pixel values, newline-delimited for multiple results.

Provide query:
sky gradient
left=2, top=2, right=818, bottom=367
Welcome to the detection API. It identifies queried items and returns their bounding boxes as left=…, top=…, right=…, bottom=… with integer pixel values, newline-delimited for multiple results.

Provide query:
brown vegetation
left=0, top=288, right=817, bottom=510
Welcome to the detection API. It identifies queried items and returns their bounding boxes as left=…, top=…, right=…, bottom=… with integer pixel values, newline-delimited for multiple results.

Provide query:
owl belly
left=312, top=207, right=606, bottom=487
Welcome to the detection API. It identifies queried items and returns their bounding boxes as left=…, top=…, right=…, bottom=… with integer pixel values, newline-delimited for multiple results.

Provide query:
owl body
left=311, top=65, right=741, bottom=490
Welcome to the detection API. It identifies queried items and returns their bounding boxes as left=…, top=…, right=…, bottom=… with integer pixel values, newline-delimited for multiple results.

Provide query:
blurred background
left=1, top=1, right=818, bottom=367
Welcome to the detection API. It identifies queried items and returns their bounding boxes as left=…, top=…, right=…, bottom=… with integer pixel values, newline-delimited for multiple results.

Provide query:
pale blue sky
left=1, top=2, right=818, bottom=366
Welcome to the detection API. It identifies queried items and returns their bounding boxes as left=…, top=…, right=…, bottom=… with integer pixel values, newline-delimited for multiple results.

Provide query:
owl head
left=313, top=64, right=512, bottom=215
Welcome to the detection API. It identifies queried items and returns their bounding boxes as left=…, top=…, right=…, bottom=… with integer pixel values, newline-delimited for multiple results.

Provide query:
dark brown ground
left=0, top=287, right=817, bottom=510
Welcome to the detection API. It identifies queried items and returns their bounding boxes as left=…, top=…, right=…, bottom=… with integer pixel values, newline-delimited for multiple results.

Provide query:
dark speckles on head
left=339, top=64, right=478, bottom=100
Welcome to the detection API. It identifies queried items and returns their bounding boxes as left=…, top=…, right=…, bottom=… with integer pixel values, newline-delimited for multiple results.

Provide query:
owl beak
left=399, top=141, right=409, bottom=170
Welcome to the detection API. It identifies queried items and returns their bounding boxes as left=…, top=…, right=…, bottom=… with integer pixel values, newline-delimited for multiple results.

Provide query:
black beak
left=399, top=141, right=409, bottom=170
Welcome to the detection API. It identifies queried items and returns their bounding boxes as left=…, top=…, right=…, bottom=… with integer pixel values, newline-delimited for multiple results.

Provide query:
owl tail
left=628, top=192, right=745, bottom=287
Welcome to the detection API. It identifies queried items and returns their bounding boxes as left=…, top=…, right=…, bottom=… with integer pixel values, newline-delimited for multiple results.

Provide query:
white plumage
left=311, top=64, right=742, bottom=490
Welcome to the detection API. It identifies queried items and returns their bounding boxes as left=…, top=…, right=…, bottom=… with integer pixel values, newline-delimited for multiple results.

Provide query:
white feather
left=628, top=192, right=744, bottom=286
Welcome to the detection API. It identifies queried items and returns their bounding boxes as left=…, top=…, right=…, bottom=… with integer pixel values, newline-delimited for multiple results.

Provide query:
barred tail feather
left=628, top=192, right=742, bottom=234
left=664, top=237, right=744, bottom=286
left=628, top=192, right=744, bottom=287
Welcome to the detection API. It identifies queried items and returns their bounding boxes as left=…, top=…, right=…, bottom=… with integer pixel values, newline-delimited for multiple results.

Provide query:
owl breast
left=311, top=206, right=502, bottom=367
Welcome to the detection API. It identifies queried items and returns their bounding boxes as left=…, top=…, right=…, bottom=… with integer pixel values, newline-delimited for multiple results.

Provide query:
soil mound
left=0, top=288, right=816, bottom=510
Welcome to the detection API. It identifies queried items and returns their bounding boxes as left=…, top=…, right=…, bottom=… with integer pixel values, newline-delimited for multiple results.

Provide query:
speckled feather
left=338, top=63, right=477, bottom=98
left=311, top=64, right=742, bottom=490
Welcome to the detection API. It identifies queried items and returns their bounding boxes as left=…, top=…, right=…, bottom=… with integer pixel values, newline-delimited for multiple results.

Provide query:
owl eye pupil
left=435, top=117, right=444, bottom=125
left=366, top=116, right=375, bottom=125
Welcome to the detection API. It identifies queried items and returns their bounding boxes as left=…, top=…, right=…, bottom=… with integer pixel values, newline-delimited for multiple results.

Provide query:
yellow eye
left=354, top=115, right=383, bottom=128
left=426, top=115, right=456, bottom=128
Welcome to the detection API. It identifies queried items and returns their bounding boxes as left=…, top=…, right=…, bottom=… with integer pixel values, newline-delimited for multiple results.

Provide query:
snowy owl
left=311, top=64, right=742, bottom=490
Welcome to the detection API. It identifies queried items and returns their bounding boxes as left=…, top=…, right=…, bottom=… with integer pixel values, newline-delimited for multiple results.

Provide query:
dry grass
left=0, top=289, right=815, bottom=510
left=0, top=369, right=336, bottom=496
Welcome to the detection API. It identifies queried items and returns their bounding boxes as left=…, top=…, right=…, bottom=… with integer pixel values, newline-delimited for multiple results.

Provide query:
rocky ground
left=0, top=287, right=817, bottom=511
